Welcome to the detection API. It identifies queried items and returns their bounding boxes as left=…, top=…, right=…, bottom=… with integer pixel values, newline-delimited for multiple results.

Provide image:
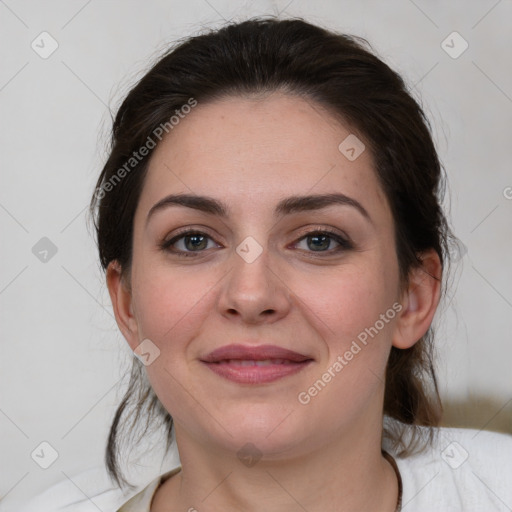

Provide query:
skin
left=107, top=91, right=442, bottom=512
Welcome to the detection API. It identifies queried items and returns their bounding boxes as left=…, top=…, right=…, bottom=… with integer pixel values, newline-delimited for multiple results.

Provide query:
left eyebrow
left=145, top=192, right=373, bottom=226
left=275, top=193, right=373, bottom=224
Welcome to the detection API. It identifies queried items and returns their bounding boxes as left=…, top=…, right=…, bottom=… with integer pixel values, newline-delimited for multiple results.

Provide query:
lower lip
left=201, top=360, right=312, bottom=384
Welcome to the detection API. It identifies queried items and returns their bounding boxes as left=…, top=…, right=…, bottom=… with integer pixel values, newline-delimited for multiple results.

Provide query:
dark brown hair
left=88, top=16, right=456, bottom=489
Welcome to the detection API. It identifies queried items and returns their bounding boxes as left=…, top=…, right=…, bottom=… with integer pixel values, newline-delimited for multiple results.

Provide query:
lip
left=200, top=344, right=314, bottom=384
left=201, top=344, right=312, bottom=363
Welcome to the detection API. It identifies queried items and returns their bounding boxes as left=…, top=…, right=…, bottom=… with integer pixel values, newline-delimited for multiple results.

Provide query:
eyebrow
left=146, top=192, right=373, bottom=226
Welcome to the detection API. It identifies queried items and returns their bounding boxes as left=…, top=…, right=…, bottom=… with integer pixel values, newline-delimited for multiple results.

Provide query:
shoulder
left=392, top=426, right=512, bottom=511
left=18, top=466, right=144, bottom=512
left=118, top=466, right=182, bottom=512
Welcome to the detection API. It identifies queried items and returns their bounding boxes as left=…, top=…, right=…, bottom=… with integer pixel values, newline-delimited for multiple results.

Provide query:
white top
left=18, top=426, right=512, bottom=511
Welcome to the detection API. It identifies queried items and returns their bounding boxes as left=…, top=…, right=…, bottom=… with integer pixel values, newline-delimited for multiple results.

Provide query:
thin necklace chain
left=382, top=450, right=403, bottom=512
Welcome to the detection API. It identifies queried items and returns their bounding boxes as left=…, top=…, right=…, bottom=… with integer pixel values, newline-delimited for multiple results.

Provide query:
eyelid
left=293, top=224, right=350, bottom=242
left=163, top=224, right=221, bottom=240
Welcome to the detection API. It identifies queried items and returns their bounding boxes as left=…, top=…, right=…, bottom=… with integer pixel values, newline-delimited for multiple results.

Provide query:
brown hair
left=88, top=16, right=456, bottom=489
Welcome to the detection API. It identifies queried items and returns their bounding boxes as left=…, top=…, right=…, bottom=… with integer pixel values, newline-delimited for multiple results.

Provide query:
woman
left=21, top=16, right=512, bottom=512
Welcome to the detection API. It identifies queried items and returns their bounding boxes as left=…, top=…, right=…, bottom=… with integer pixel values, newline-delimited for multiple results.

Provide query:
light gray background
left=1, top=0, right=511, bottom=509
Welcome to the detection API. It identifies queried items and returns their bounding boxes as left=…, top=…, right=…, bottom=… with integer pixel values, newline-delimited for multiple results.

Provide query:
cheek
left=132, top=264, right=211, bottom=342
left=296, top=269, right=398, bottom=414
left=131, top=267, right=215, bottom=423
left=298, top=264, right=395, bottom=349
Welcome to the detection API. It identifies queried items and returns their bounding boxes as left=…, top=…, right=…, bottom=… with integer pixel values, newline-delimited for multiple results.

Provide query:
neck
left=151, top=412, right=399, bottom=512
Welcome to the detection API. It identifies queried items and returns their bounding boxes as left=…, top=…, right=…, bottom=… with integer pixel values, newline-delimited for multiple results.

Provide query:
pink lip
left=200, top=344, right=313, bottom=384
left=202, top=344, right=312, bottom=363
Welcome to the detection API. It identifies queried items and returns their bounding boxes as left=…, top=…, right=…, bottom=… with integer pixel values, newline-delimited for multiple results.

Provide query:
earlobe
left=392, top=249, right=442, bottom=350
left=106, top=260, right=139, bottom=350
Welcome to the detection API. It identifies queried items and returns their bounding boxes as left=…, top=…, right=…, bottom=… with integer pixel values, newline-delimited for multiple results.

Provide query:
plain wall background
left=1, top=0, right=511, bottom=509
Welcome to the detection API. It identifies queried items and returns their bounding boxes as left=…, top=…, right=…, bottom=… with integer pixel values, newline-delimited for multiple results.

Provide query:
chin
left=212, top=407, right=305, bottom=453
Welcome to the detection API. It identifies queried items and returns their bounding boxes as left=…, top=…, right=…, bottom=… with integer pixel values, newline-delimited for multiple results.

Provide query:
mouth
left=200, top=344, right=314, bottom=384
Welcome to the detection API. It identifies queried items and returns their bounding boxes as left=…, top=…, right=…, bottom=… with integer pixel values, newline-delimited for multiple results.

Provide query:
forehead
left=136, top=92, right=390, bottom=224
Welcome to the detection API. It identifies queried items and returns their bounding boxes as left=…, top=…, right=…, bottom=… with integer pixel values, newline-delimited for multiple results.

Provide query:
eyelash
left=158, top=227, right=353, bottom=258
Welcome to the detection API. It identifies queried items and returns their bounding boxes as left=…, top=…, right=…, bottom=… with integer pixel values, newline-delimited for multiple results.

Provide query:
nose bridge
left=230, top=235, right=273, bottom=297
left=217, top=234, right=290, bottom=322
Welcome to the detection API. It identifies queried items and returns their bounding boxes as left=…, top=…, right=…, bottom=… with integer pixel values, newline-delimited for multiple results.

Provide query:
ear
left=106, top=260, right=140, bottom=351
left=392, top=249, right=442, bottom=349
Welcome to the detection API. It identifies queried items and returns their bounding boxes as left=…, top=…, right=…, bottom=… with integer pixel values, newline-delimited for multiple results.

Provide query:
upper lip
left=201, top=344, right=313, bottom=363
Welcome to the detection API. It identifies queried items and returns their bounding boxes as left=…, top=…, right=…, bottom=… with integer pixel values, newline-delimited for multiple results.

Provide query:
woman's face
left=115, top=92, right=407, bottom=458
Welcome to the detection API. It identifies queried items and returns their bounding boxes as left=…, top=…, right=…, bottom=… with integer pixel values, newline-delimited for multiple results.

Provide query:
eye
left=159, top=230, right=220, bottom=257
left=159, top=227, right=353, bottom=258
left=293, top=229, right=352, bottom=254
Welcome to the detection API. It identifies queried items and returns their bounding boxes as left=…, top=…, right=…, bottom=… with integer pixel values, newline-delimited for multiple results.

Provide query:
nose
left=216, top=244, right=292, bottom=325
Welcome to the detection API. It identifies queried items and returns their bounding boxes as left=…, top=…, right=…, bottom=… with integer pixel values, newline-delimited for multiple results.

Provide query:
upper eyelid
left=167, top=225, right=348, bottom=240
